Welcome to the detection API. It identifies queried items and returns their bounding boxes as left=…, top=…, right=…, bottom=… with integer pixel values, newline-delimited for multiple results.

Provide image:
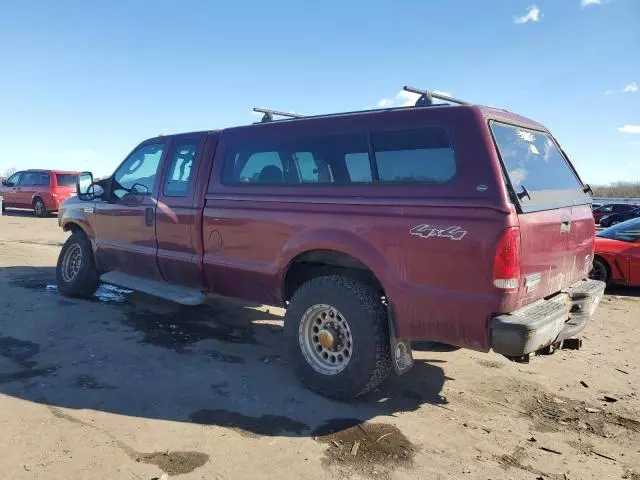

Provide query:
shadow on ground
left=1, top=208, right=56, bottom=218
left=0, top=266, right=449, bottom=441
left=606, top=286, right=640, bottom=298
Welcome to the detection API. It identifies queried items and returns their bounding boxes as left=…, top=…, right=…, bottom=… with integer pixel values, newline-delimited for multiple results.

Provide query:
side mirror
left=1, top=180, right=7, bottom=186
left=77, top=172, right=95, bottom=200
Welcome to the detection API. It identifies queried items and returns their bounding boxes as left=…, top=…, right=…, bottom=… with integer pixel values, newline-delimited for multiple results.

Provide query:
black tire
left=590, top=257, right=610, bottom=286
left=56, top=232, right=100, bottom=298
left=33, top=197, right=47, bottom=217
left=284, top=275, right=392, bottom=400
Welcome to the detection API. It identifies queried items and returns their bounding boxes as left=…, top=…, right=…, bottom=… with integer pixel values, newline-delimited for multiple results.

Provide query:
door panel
left=155, top=135, right=211, bottom=289
left=0, top=172, right=23, bottom=207
left=627, top=241, right=640, bottom=285
left=93, top=141, right=167, bottom=279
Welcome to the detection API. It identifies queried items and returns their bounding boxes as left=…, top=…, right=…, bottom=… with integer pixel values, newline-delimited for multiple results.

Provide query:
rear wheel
left=589, top=257, right=609, bottom=285
left=284, top=275, right=392, bottom=400
left=56, top=232, right=100, bottom=298
left=33, top=198, right=47, bottom=217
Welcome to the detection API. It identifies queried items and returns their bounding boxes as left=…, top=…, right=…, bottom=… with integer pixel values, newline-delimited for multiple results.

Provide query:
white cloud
left=580, top=0, right=602, bottom=7
left=376, top=89, right=454, bottom=109
left=619, top=125, right=640, bottom=134
left=606, top=81, right=638, bottom=95
left=514, top=5, right=541, bottom=24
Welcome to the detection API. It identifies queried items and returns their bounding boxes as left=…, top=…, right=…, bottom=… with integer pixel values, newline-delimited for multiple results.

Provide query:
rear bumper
left=491, top=279, right=606, bottom=356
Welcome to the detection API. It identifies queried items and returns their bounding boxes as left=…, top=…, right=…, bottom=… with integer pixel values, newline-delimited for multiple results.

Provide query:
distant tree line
left=591, top=182, right=640, bottom=198
left=0, top=167, right=17, bottom=182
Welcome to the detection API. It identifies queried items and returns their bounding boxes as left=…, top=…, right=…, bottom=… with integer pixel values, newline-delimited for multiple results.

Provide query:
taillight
left=493, top=227, right=521, bottom=290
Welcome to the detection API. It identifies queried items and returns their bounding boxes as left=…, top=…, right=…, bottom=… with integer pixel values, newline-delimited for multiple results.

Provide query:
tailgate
left=489, top=121, right=593, bottom=306
left=518, top=205, right=594, bottom=304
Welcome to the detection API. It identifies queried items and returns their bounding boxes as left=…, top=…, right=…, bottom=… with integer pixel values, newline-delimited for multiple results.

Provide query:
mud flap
left=388, top=306, right=413, bottom=374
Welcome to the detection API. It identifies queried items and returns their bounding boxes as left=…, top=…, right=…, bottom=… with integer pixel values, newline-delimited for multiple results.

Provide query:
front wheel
left=56, top=232, right=100, bottom=298
left=284, top=275, right=392, bottom=400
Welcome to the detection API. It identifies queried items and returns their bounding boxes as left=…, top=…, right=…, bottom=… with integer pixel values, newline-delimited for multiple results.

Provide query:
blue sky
left=0, top=0, right=638, bottom=183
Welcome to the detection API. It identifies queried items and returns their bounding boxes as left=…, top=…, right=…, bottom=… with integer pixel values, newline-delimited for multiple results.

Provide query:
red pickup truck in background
left=55, top=88, right=605, bottom=399
left=1, top=169, right=78, bottom=217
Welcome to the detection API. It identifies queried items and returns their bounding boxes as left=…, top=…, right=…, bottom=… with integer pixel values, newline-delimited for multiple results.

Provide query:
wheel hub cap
left=318, top=328, right=336, bottom=349
left=298, top=304, right=353, bottom=375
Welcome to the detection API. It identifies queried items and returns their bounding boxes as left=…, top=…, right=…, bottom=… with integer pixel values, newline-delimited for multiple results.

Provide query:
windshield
left=490, top=121, right=588, bottom=211
left=597, top=218, right=640, bottom=242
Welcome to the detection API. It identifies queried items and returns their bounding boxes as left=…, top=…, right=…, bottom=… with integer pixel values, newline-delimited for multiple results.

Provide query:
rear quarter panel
left=202, top=107, right=514, bottom=351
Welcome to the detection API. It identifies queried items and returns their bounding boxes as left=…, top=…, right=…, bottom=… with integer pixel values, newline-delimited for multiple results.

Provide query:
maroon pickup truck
left=56, top=87, right=605, bottom=400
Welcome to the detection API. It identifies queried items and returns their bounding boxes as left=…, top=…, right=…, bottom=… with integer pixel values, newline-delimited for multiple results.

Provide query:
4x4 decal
left=410, top=224, right=468, bottom=241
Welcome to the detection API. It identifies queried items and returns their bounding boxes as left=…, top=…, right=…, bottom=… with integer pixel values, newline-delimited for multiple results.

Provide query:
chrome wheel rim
left=35, top=201, right=45, bottom=215
left=298, top=304, right=353, bottom=375
left=589, top=261, right=607, bottom=282
left=61, top=244, right=83, bottom=283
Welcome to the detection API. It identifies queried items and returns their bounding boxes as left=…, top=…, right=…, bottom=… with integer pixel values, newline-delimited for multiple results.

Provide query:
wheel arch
left=278, top=229, right=395, bottom=305
left=62, top=219, right=94, bottom=240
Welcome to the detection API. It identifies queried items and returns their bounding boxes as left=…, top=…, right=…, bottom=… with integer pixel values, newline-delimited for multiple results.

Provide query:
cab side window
left=164, top=140, right=198, bottom=197
left=113, top=143, right=165, bottom=199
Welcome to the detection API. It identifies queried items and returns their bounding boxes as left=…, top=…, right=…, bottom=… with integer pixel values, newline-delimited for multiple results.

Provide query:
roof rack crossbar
left=253, top=108, right=304, bottom=123
left=402, top=86, right=471, bottom=107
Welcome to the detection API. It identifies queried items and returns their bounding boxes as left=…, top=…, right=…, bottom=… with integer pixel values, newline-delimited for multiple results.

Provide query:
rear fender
left=279, top=228, right=393, bottom=293
left=279, top=228, right=402, bottom=330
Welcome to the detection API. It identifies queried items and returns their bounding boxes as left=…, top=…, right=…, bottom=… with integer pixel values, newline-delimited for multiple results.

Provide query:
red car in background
left=1, top=170, right=79, bottom=217
left=591, top=218, right=640, bottom=286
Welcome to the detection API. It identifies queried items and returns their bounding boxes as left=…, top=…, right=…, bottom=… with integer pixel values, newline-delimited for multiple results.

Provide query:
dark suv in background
left=593, top=203, right=638, bottom=224
left=1, top=170, right=78, bottom=217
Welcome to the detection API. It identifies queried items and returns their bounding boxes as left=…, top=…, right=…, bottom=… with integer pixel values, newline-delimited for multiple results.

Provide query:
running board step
left=100, top=272, right=206, bottom=306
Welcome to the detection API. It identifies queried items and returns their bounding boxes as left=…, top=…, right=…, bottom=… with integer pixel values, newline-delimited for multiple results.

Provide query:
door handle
left=560, top=219, right=571, bottom=233
left=145, top=207, right=154, bottom=227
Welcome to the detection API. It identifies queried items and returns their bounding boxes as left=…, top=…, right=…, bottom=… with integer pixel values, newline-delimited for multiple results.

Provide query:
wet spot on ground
left=74, top=375, right=117, bottom=390
left=189, top=409, right=310, bottom=437
left=122, top=305, right=257, bottom=352
left=203, top=349, right=244, bottom=364
left=46, top=283, right=132, bottom=303
left=312, top=418, right=416, bottom=478
left=0, top=336, right=41, bottom=367
left=0, top=366, right=58, bottom=384
left=9, top=270, right=56, bottom=290
left=211, top=381, right=230, bottom=397
left=135, top=451, right=210, bottom=476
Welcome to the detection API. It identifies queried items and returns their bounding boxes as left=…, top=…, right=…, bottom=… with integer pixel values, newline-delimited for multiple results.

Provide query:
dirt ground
left=1, top=210, right=639, bottom=480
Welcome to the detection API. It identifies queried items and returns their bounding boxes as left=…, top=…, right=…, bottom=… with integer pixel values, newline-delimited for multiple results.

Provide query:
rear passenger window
left=372, top=128, right=456, bottom=183
left=238, top=152, right=284, bottom=184
left=164, top=140, right=198, bottom=197
left=222, top=133, right=371, bottom=185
